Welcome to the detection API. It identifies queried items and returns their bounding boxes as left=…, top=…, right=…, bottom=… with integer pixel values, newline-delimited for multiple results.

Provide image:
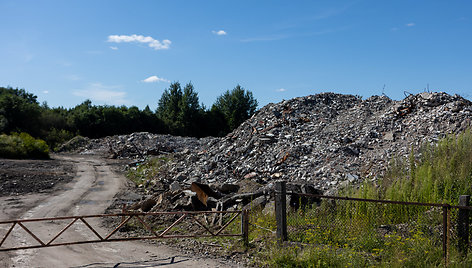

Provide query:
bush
left=44, top=128, right=75, bottom=151
left=0, top=132, right=50, bottom=159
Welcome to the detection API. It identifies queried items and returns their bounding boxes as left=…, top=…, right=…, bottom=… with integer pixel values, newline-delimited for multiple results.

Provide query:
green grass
left=126, top=155, right=171, bottom=186
left=0, top=132, right=49, bottom=159
left=252, top=129, right=472, bottom=267
left=123, top=129, right=472, bottom=266
left=361, top=129, right=472, bottom=205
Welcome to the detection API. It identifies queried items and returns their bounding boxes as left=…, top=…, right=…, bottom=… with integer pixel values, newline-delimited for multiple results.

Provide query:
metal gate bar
left=0, top=210, right=244, bottom=252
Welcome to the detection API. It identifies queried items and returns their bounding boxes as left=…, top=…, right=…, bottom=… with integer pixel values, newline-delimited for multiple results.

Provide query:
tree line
left=0, top=83, right=258, bottom=150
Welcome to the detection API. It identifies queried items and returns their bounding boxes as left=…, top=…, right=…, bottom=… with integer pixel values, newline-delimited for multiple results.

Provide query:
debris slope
left=155, top=92, right=472, bottom=194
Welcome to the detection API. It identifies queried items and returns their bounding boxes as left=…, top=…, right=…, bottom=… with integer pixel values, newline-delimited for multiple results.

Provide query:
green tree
left=69, top=100, right=102, bottom=138
left=179, top=82, right=203, bottom=136
left=211, top=85, right=258, bottom=132
left=156, top=82, right=183, bottom=134
left=0, top=87, right=42, bottom=136
left=156, top=82, right=204, bottom=136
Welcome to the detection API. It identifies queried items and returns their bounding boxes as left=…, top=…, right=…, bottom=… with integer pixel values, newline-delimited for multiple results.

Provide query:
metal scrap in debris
left=190, top=182, right=221, bottom=207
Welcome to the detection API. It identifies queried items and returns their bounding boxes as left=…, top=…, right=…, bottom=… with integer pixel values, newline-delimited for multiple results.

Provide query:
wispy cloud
left=73, top=83, right=129, bottom=105
left=406, top=22, right=415, bottom=27
left=107, top=34, right=171, bottom=50
left=274, top=3, right=356, bottom=31
left=241, top=27, right=348, bottom=43
left=42, top=90, right=49, bottom=94
left=276, top=88, right=287, bottom=92
left=142, top=75, right=170, bottom=83
left=212, top=30, right=227, bottom=36
left=312, top=6, right=351, bottom=20
left=241, top=34, right=289, bottom=42
left=110, top=46, right=118, bottom=50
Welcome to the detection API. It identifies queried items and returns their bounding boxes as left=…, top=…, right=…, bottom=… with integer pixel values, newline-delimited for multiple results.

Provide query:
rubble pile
left=149, top=92, right=472, bottom=197
left=99, top=91, right=471, bottom=261
left=65, top=92, right=472, bottom=212
left=59, top=132, right=217, bottom=158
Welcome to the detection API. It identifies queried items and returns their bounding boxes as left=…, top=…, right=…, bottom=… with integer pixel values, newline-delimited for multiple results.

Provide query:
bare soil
left=0, top=154, right=242, bottom=267
left=0, top=156, right=74, bottom=196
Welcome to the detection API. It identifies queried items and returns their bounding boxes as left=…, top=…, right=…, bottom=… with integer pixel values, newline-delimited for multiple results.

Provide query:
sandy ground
left=0, top=154, right=241, bottom=267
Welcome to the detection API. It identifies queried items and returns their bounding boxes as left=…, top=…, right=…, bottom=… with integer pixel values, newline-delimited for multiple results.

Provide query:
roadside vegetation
left=0, top=84, right=257, bottom=156
left=126, top=156, right=171, bottom=187
left=248, top=130, right=472, bottom=267
left=0, top=132, right=49, bottom=159
left=121, top=129, right=472, bottom=267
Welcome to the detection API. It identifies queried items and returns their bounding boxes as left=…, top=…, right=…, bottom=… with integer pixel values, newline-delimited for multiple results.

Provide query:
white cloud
left=212, top=30, right=227, bottom=36
left=107, top=34, right=171, bottom=50
left=110, top=46, right=118, bottom=50
left=406, top=23, right=415, bottom=27
left=42, top=90, right=49, bottom=94
left=276, top=88, right=287, bottom=92
left=142, top=75, right=170, bottom=83
left=73, top=83, right=129, bottom=105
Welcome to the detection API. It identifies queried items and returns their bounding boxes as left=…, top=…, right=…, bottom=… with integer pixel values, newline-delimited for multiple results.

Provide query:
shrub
left=0, top=132, right=49, bottom=159
left=44, top=128, right=75, bottom=151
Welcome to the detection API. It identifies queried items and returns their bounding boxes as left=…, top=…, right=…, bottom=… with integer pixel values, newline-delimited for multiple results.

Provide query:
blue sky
left=1, top=0, right=471, bottom=109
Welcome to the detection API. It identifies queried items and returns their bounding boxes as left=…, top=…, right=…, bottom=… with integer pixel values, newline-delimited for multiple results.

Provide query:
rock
left=383, top=132, right=394, bottom=141
left=174, top=173, right=187, bottom=182
left=141, top=198, right=157, bottom=212
left=346, top=173, right=358, bottom=182
left=217, top=183, right=240, bottom=194
left=243, top=172, right=257, bottom=179
left=173, top=194, right=194, bottom=211
left=169, top=181, right=182, bottom=192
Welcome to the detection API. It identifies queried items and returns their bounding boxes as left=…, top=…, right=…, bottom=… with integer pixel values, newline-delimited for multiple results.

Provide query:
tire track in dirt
left=0, top=154, right=239, bottom=267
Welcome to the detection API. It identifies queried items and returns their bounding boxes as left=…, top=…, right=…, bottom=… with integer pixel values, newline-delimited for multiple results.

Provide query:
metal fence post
left=275, top=181, right=287, bottom=242
left=458, top=195, right=470, bottom=255
left=241, top=209, right=249, bottom=247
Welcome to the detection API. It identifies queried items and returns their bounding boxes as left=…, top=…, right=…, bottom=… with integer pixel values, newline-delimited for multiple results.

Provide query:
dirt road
left=0, top=155, right=239, bottom=267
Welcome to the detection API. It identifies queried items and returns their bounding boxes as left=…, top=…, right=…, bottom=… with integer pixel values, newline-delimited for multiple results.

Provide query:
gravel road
left=0, top=154, right=240, bottom=267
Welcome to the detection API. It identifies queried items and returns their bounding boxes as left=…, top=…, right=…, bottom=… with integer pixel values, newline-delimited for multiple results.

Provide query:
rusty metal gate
left=0, top=210, right=249, bottom=252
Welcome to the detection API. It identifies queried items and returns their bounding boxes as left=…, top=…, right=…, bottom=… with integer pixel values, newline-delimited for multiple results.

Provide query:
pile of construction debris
left=130, top=92, right=472, bottom=213
left=58, top=132, right=217, bottom=159
left=62, top=92, right=472, bottom=213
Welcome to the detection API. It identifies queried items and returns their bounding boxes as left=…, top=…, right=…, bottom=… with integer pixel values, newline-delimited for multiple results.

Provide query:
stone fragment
left=383, top=132, right=394, bottom=141
left=169, top=181, right=182, bottom=192
left=243, top=172, right=257, bottom=179
left=141, top=198, right=157, bottom=212
left=218, top=183, right=240, bottom=194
